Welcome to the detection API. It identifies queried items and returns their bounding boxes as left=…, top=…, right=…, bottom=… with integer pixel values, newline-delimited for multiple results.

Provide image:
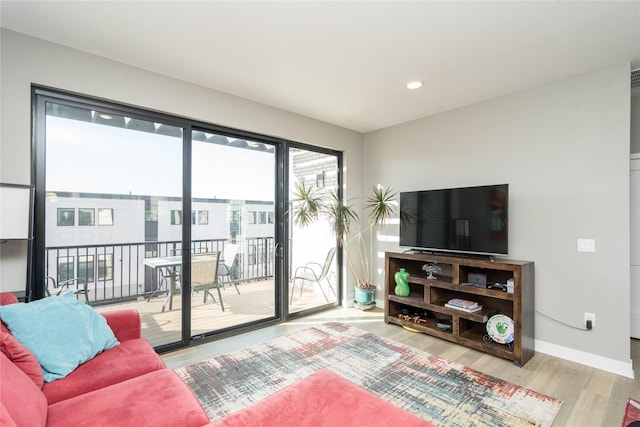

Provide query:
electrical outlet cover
left=584, top=312, right=596, bottom=328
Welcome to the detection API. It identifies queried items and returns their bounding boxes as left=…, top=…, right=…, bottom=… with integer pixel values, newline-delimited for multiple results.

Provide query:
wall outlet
left=584, top=312, right=595, bottom=329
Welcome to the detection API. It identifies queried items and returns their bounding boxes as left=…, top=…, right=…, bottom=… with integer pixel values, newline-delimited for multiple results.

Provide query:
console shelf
left=384, top=252, right=534, bottom=366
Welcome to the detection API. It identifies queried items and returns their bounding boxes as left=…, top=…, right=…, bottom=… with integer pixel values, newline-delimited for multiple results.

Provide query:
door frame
left=31, top=86, right=343, bottom=353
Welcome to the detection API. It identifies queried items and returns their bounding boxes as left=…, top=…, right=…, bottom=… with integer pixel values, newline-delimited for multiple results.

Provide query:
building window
left=171, top=210, right=182, bottom=225
left=98, top=208, right=114, bottom=226
left=258, top=212, right=267, bottom=224
left=57, top=208, right=75, bottom=226
left=230, top=210, right=241, bottom=238
left=268, top=212, right=274, bottom=224
left=98, top=254, right=113, bottom=281
left=198, top=210, right=208, bottom=225
left=191, top=210, right=196, bottom=225
left=145, top=246, right=158, bottom=258
left=248, top=244, right=256, bottom=265
left=57, top=256, right=74, bottom=282
left=78, top=255, right=95, bottom=283
left=248, top=211, right=256, bottom=224
left=78, top=208, right=95, bottom=226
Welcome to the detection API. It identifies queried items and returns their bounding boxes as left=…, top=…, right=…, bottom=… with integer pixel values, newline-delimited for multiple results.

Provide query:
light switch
left=577, top=239, right=595, bottom=252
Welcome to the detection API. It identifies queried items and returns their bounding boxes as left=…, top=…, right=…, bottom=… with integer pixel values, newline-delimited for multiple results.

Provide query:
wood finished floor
left=162, top=307, right=639, bottom=427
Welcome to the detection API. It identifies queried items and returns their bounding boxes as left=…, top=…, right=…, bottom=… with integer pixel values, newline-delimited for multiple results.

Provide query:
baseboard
left=535, top=339, right=635, bottom=379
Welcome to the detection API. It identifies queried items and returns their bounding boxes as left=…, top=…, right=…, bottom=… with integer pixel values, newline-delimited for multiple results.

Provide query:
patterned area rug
left=176, top=322, right=563, bottom=426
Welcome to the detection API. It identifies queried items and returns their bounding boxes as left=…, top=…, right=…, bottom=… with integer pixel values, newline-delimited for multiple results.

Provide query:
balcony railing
left=45, top=237, right=274, bottom=306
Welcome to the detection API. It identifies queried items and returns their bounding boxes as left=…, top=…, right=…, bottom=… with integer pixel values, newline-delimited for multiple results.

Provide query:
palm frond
left=326, top=189, right=358, bottom=246
left=365, top=185, right=397, bottom=226
left=291, top=181, right=323, bottom=227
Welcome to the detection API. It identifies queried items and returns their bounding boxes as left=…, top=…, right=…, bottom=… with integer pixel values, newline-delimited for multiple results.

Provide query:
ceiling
left=2, top=1, right=639, bottom=133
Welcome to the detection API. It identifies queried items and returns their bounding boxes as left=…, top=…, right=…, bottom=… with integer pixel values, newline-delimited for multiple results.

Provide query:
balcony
left=45, top=237, right=274, bottom=305
left=45, top=237, right=338, bottom=347
left=94, top=279, right=329, bottom=347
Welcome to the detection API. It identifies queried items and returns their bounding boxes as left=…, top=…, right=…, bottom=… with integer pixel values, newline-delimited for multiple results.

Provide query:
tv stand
left=384, top=251, right=534, bottom=366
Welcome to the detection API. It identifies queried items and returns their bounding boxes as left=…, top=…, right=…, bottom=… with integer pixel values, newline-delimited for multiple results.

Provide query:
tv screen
left=399, top=184, right=508, bottom=256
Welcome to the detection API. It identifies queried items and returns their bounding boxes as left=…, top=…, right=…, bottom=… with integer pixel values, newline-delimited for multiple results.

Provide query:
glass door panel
left=288, top=147, right=339, bottom=314
left=36, top=90, right=341, bottom=352
left=43, top=101, right=184, bottom=347
left=190, top=131, right=276, bottom=336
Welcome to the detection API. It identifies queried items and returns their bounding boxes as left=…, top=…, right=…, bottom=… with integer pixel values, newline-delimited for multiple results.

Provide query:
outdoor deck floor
left=95, top=279, right=336, bottom=347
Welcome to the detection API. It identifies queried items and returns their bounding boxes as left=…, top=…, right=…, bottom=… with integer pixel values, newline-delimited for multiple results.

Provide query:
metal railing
left=45, top=237, right=274, bottom=306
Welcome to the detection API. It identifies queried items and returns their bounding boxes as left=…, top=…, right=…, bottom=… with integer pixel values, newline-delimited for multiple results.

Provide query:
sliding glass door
left=38, top=98, right=185, bottom=347
left=288, top=147, right=340, bottom=314
left=189, top=130, right=276, bottom=337
left=33, top=87, right=342, bottom=351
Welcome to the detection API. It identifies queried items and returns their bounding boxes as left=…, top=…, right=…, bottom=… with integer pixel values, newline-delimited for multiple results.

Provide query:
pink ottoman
left=209, top=368, right=436, bottom=427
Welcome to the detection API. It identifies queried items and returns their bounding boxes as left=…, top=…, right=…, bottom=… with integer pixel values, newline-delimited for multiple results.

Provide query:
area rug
left=175, top=322, right=563, bottom=426
left=623, top=398, right=640, bottom=426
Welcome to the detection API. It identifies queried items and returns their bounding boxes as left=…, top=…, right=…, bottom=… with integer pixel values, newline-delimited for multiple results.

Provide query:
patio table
left=143, top=256, right=182, bottom=312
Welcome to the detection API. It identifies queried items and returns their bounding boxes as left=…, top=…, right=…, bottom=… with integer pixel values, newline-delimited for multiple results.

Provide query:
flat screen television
left=399, top=184, right=508, bottom=256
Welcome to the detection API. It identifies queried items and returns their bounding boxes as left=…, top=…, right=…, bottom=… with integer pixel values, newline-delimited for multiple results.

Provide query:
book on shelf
left=446, top=298, right=479, bottom=309
left=444, top=303, right=483, bottom=313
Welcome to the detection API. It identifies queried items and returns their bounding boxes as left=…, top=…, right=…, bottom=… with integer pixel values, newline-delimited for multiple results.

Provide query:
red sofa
left=0, top=292, right=210, bottom=427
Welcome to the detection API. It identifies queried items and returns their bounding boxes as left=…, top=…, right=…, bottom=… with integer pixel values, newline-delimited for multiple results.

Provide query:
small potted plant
left=292, top=183, right=397, bottom=309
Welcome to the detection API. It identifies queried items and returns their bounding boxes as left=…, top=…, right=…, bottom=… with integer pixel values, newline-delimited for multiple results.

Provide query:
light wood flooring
left=162, top=307, right=639, bottom=427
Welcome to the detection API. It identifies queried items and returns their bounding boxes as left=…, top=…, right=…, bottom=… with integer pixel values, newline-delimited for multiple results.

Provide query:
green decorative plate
left=486, top=314, right=514, bottom=344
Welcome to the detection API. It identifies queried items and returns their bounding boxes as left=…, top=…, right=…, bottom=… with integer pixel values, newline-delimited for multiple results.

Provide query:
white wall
left=364, top=63, right=633, bottom=376
left=0, top=29, right=364, bottom=295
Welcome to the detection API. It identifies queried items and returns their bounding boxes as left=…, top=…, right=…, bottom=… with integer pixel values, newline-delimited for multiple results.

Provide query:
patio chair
left=191, top=251, right=225, bottom=311
left=217, top=244, right=241, bottom=295
left=290, top=247, right=337, bottom=304
left=45, top=276, right=89, bottom=302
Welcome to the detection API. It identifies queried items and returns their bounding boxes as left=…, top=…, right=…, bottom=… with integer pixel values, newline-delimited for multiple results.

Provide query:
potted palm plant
left=292, top=182, right=397, bottom=309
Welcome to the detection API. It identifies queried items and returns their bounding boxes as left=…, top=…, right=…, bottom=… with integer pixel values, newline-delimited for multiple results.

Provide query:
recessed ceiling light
left=406, top=81, right=423, bottom=90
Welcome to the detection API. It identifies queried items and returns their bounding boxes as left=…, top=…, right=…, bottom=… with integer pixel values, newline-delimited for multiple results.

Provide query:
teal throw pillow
left=0, top=292, right=119, bottom=382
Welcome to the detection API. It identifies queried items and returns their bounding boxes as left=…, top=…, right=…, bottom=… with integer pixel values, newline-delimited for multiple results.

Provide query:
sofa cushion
left=0, top=293, right=18, bottom=334
left=0, top=292, right=119, bottom=382
left=0, top=330, right=44, bottom=389
left=0, top=292, right=19, bottom=306
left=0, top=352, right=48, bottom=427
left=47, top=369, right=210, bottom=427
left=101, top=309, right=142, bottom=341
left=209, top=368, right=435, bottom=427
left=43, top=338, right=166, bottom=404
left=0, top=402, right=18, bottom=427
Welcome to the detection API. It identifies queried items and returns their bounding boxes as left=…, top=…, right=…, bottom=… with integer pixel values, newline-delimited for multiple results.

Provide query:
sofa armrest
left=0, top=292, right=19, bottom=306
left=101, top=309, right=141, bottom=342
